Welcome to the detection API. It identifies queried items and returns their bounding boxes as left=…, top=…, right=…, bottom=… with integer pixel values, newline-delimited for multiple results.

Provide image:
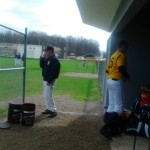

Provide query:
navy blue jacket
left=40, top=54, right=61, bottom=83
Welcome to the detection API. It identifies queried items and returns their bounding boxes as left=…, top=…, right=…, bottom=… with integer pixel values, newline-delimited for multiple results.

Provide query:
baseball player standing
left=100, top=40, right=130, bottom=139
left=40, top=46, right=60, bottom=118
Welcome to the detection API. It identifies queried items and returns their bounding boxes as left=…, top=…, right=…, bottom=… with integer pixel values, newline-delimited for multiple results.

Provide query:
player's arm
left=40, top=56, right=45, bottom=68
left=40, top=57, right=45, bottom=68
left=106, top=60, right=112, bottom=74
left=106, top=66, right=109, bottom=74
left=47, top=59, right=61, bottom=84
left=39, top=52, right=46, bottom=68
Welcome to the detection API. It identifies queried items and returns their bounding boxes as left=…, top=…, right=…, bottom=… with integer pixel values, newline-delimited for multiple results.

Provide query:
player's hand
left=41, top=52, right=46, bottom=57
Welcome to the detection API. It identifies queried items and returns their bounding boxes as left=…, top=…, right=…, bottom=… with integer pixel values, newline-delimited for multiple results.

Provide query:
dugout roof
left=76, top=0, right=149, bottom=33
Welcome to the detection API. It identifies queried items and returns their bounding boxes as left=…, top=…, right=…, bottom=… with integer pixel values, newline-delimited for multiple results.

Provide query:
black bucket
left=21, top=103, right=36, bottom=126
left=7, top=101, right=23, bottom=124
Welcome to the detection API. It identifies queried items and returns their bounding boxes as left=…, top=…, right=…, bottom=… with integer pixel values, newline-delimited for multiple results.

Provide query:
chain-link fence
left=0, top=24, right=27, bottom=119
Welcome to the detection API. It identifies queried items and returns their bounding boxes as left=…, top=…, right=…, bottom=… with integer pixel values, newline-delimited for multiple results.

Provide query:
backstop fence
left=0, top=24, right=27, bottom=118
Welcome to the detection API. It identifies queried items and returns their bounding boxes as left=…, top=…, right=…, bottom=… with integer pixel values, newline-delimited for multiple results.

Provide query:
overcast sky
left=0, top=0, right=110, bottom=50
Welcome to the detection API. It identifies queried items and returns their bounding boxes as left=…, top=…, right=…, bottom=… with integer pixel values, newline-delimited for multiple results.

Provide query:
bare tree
left=1, top=30, right=100, bottom=58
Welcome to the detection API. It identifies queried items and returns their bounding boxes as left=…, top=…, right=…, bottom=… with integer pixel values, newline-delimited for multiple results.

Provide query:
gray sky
left=0, top=0, right=110, bottom=50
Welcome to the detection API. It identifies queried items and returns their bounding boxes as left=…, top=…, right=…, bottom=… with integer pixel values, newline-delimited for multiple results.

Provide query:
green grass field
left=0, top=57, right=101, bottom=116
left=26, top=59, right=101, bottom=101
left=0, top=57, right=23, bottom=101
left=0, top=57, right=101, bottom=101
left=60, top=60, right=98, bottom=73
left=0, top=56, right=19, bottom=68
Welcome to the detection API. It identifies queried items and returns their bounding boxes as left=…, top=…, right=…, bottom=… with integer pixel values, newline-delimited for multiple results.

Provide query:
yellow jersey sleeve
left=106, top=61, right=113, bottom=73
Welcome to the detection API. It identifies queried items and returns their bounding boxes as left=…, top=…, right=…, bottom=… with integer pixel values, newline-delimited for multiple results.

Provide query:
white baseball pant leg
left=43, top=80, right=57, bottom=112
left=106, top=78, right=124, bottom=115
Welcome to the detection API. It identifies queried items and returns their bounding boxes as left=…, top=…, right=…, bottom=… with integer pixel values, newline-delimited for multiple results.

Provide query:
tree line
left=0, top=30, right=100, bottom=58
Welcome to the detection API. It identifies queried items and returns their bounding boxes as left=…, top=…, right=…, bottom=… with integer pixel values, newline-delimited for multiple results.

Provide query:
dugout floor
left=0, top=95, right=149, bottom=150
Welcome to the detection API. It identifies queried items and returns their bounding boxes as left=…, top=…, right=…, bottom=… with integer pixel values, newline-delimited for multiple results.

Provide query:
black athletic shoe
left=100, top=128, right=112, bottom=140
left=42, top=109, right=52, bottom=115
left=109, top=129, right=121, bottom=137
left=48, top=112, right=57, bottom=118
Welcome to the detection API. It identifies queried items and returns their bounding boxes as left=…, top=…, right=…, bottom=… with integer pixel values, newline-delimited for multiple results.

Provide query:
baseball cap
left=44, top=46, right=54, bottom=52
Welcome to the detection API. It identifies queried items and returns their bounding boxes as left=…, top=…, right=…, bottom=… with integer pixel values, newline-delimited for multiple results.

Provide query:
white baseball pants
left=43, top=80, right=57, bottom=112
left=106, top=78, right=124, bottom=115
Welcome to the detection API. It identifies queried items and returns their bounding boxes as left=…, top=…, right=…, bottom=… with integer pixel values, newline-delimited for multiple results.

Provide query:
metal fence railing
left=0, top=24, right=27, bottom=119
left=98, top=60, right=106, bottom=95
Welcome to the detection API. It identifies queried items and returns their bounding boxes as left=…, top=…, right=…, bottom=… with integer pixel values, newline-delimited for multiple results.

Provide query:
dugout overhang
left=76, top=0, right=149, bottom=33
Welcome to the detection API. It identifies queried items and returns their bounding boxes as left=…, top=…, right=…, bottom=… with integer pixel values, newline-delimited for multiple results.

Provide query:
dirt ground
left=0, top=95, right=149, bottom=150
left=0, top=95, right=111, bottom=150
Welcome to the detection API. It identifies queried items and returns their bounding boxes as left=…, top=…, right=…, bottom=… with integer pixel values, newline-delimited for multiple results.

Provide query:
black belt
left=112, top=78, right=118, bottom=81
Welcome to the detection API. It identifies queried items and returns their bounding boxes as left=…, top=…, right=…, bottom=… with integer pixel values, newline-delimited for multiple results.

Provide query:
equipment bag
left=140, top=86, right=150, bottom=107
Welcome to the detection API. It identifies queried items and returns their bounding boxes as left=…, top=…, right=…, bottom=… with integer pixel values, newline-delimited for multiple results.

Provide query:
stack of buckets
left=7, top=100, right=36, bottom=126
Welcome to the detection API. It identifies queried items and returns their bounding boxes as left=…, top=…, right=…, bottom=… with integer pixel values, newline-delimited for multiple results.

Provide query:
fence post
left=23, top=27, right=27, bottom=103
